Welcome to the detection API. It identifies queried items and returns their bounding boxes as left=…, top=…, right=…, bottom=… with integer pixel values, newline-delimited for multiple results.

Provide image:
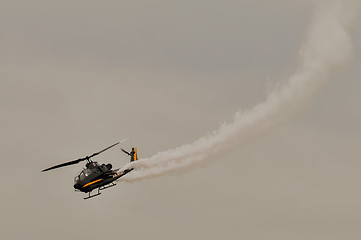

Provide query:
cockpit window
left=74, top=176, right=80, bottom=184
left=80, top=172, right=85, bottom=180
left=83, top=169, right=91, bottom=177
left=74, top=169, right=92, bottom=183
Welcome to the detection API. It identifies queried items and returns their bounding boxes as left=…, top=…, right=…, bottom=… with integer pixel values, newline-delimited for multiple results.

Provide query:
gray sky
left=1, top=1, right=361, bottom=239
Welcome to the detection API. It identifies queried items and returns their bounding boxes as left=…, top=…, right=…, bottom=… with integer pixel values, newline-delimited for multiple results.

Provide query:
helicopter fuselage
left=42, top=142, right=137, bottom=199
left=73, top=161, right=134, bottom=193
left=74, top=162, right=117, bottom=192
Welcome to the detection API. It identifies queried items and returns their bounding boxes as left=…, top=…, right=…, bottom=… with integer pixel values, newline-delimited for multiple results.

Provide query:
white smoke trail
left=119, top=0, right=359, bottom=182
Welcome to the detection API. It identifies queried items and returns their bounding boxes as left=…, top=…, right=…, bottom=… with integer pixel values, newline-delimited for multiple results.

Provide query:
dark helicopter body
left=73, top=162, right=134, bottom=193
left=42, top=142, right=138, bottom=199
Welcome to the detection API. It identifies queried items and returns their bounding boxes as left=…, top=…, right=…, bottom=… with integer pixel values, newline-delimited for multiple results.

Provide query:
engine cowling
left=106, top=163, right=112, bottom=170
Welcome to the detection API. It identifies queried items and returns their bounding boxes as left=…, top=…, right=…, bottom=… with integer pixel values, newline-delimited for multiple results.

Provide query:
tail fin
left=130, top=147, right=137, bottom=162
left=121, top=147, right=138, bottom=162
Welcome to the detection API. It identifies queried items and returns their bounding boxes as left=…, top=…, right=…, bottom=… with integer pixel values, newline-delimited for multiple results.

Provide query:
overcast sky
left=1, top=1, right=361, bottom=239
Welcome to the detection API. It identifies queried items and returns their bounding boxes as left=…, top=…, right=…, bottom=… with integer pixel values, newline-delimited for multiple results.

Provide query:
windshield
left=74, top=169, right=92, bottom=183
left=74, top=175, right=80, bottom=184
left=83, top=169, right=91, bottom=177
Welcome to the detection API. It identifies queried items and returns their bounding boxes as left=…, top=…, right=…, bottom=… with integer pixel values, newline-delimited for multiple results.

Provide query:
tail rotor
left=121, top=147, right=138, bottom=162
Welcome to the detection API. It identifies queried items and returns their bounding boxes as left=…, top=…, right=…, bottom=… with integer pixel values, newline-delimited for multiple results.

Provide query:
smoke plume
left=119, top=0, right=359, bottom=182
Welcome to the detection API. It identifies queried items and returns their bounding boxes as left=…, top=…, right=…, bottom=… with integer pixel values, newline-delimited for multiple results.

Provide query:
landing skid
left=99, top=182, right=117, bottom=190
left=84, top=182, right=117, bottom=200
left=84, top=190, right=101, bottom=200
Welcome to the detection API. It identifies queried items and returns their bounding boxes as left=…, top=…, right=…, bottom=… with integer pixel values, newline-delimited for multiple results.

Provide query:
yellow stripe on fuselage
left=82, top=179, right=103, bottom=188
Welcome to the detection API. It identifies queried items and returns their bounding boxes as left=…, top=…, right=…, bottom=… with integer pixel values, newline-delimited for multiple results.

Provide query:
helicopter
left=42, top=142, right=138, bottom=199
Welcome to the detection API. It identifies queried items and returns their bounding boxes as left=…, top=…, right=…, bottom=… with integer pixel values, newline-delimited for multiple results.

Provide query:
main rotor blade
left=42, top=141, right=126, bottom=172
left=88, top=142, right=121, bottom=158
left=41, top=158, right=85, bottom=172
